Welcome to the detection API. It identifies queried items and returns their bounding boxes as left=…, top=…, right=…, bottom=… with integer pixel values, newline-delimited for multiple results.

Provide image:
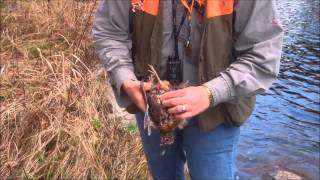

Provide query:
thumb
left=143, top=81, right=152, bottom=91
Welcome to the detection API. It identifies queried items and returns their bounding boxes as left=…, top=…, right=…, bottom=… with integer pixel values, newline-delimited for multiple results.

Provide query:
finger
left=174, top=112, right=193, bottom=120
left=143, top=81, right=152, bottom=91
left=135, top=96, right=147, bottom=112
left=167, top=104, right=187, bottom=114
left=128, top=91, right=147, bottom=112
left=162, top=97, right=186, bottom=108
left=160, top=89, right=185, bottom=101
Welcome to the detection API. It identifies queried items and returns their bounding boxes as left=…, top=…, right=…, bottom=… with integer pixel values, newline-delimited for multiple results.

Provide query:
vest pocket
left=221, top=96, right=256, bottom=127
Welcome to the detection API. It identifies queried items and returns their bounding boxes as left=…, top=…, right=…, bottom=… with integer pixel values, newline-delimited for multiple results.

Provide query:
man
left=92, top=0, right=283, bottom=179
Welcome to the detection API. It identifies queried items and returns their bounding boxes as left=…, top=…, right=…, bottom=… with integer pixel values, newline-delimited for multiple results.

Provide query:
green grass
left=29, top=41, right=49, bottom=58
left=126, top=123, right=138, bottom=135
left=90, top=117, right=102, bottom=131
left=46, top=169, right=53, bottom=180
left=35, top=151, right=45, bottom=163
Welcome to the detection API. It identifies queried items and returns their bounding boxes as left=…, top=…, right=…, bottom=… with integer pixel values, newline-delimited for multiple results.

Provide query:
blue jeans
left=136, top=113, right=240, bottom=180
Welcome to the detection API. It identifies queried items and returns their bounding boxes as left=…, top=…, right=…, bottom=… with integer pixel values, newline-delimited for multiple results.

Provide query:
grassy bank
left=0, top=0, right=148, bottom=179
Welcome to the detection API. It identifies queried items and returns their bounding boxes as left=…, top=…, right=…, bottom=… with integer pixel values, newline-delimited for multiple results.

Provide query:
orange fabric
left=131, top=0, right=159, bottom=16
left=131, top=0, right=234, bottom=18
left=206, top=0, right=234, bottom=18
left=144, top=0, right=159, bottom=16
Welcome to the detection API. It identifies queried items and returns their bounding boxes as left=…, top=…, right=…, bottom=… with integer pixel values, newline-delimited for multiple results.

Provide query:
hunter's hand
left=160, top=86, right=210, bottom=120
left=122, top=80, right=151, bottom=112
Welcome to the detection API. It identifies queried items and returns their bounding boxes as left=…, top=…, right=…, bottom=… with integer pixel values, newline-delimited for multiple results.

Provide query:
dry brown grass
left=0, top=0, right=148, bottom=179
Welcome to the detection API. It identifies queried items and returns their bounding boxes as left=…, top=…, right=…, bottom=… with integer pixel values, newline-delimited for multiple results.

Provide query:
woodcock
left=142, top=65, right=187, bottom=145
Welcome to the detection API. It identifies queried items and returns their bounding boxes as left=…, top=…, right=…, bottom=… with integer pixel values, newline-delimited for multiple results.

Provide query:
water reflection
left=237, top=0, right=320, bottom=179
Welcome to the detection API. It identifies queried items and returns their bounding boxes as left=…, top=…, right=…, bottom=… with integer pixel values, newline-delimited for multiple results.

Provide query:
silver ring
left=181, top=105, right=186, bottom=113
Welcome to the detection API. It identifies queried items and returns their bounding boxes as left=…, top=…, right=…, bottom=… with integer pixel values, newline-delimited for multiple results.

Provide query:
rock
left=105, top=77, right=136, bottom=124
left=271, top=170, right=303, bottom=180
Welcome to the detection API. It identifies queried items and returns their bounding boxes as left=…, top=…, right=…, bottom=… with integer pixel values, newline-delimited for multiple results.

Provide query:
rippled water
left=237, top=0, right=320, bottom=179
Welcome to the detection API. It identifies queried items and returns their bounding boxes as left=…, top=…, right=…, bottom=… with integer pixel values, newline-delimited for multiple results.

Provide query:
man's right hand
left=121, top=80, right=152, bottom=112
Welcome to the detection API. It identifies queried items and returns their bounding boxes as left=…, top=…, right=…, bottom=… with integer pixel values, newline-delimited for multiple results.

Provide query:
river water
left=237, top=0, right=320, bottom=179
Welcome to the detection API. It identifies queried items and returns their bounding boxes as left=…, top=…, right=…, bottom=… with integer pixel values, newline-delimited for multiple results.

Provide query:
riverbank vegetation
left=0, top=0, right=148, bottom=179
